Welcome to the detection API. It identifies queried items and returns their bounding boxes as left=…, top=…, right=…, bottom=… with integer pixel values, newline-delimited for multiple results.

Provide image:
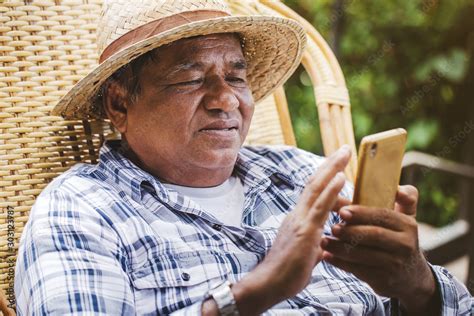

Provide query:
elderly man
left=15, top=0, right=473, bottom=315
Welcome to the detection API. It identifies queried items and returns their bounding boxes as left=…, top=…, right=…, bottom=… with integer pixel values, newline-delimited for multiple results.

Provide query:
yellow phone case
left=352, top=128, right=407, bottom=209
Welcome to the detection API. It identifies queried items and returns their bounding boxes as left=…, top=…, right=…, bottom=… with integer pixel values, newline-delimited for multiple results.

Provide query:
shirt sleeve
left=381, top=264, right=474, bottom=315
left=14, top=188, right=136, bottom=315
left=429, top=264, right=474, bottom=315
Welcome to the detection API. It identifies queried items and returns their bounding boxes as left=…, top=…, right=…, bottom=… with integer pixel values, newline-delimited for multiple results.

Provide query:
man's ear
left=103, top=81, right=130, bottom=134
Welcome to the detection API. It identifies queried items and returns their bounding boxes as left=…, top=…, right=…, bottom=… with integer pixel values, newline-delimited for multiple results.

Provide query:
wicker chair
left=0, top=0, right=357, bottom=314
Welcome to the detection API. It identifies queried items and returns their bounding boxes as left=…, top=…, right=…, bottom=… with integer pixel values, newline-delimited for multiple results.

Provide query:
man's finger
left=321, top=237, right=395, bottom=267
left=394, top=185, right=418, bottom=217
left=322, top=251, right=377, bottom=282
left=333, top=196, right=351, bottom=213
left=297, top=146, right=351, bottom=214
left=308, top=172, right=346, bottom=224
left=339, top=205, right=411, bottom=232
left=326, top=224, right=408, bottom=253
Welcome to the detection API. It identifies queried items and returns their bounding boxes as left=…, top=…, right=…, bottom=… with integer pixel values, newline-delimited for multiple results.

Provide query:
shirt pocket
left=130, top=250, right=229, bottom=289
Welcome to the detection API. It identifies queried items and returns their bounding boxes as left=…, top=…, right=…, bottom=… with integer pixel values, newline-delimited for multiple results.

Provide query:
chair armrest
left=402, top=151, right=474, bottom=181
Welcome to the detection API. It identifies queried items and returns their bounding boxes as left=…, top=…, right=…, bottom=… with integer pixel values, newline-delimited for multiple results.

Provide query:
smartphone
left=352, top=128, right=407, bottom=209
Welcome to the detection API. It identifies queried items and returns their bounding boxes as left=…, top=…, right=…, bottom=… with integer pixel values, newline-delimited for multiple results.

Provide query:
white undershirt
left=163, top=176, right=245, bottom=228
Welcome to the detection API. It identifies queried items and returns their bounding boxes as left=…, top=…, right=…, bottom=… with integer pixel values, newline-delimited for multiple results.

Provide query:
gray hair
left=101, top=50, right=159, bottom=106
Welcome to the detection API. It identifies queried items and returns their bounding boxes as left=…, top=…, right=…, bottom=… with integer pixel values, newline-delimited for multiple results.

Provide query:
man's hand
left=321, top=185, right=440, bottom=315
left=214, top=145, right=352, bottom=316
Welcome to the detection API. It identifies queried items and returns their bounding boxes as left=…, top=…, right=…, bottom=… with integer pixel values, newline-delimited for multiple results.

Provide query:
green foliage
left=412, top=172, right=460, bottom=227
left=286, top=70, right=322, bottom=154
left=284, top=0, right=474, bottom=227
left=406, top=119, right=439, bottom=149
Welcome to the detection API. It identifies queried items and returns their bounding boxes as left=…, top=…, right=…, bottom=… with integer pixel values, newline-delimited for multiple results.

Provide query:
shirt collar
left=235, top=146, right=295, bottom=190
left=95, top=141, right=296, bottom=204
left=95, top=140, right=164, bottom=203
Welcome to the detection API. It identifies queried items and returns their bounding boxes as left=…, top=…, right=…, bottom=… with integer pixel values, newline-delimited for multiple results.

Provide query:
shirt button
left=181, top=272, right=191, bottom=281
left=212, top=223, right=222, bottom=231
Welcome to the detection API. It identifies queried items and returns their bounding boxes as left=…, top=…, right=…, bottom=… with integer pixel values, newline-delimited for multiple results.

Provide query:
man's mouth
left=200, top=127, right=238, bottom=132
left=199, top=120, right=240, bottom=132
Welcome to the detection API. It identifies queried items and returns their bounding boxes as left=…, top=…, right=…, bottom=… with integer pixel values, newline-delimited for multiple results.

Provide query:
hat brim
left=51, top=15, right=306, bottom=119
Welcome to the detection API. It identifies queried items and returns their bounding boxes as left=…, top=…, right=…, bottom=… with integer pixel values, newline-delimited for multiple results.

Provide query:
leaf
left=406, top=120, right=439, bottom=149
left=433, top=49, right=469, bottom=82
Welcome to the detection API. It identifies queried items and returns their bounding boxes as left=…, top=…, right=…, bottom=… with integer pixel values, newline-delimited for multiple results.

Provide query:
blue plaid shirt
left=15, top=141, right=473, bottom=315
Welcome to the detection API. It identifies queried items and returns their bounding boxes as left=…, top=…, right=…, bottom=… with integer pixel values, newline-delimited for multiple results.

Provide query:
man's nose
left=202, top=77, right=239, bottom=112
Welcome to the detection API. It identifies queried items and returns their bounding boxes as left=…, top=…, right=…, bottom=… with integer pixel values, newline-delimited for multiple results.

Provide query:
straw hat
left=51, top=0, right=307, bottom=119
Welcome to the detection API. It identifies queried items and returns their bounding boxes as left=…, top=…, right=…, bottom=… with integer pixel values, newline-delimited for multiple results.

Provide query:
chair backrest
left=0, top=0, right=356, bottom=313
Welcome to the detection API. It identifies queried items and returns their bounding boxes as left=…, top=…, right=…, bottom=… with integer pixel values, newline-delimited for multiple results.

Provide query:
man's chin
left=196, top=147, right=240, bottom=168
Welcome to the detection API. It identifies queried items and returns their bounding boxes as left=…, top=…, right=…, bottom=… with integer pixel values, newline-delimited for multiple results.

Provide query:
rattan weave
left=0, top=1, right=356, bottom=314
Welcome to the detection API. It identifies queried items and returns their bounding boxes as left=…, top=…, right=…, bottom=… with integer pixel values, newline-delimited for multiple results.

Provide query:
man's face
left=119, top=33, right=254, bottom=184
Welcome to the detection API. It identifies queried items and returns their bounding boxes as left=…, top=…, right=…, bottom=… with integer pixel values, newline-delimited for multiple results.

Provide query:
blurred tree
left=284, top=0, right=474, bottom=226
left=329, top=0, right=346, bottom=57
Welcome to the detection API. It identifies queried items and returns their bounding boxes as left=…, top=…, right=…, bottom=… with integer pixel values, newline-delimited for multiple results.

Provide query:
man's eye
left=227, top=77, right=247, bottom=86
left=228, top=77, right=245, bottom=82
left=176, top=79, right=203, bottom=86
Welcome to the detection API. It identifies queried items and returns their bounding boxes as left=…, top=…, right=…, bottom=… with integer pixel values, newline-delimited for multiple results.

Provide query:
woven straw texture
left=97, top=0, right=231, bottom=51
left=0, top=0, right=356, bottom=313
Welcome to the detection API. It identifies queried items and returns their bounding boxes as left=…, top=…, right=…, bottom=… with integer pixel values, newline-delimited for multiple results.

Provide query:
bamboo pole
left=261, top=0, right=358, bottom=181
left=273, top=87, right=297, bottom=146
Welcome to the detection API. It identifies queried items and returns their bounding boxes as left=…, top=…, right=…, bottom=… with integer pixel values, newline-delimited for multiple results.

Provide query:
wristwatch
left=205, top=280, right=239, bottom=316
